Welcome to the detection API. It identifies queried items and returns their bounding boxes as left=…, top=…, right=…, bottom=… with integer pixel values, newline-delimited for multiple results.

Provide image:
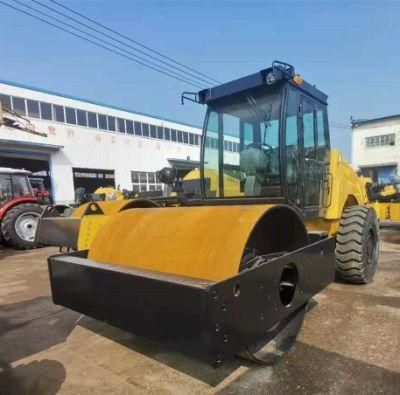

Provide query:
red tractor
left=0, top=168, right=43, bottom=249
left=29, top=177, right=51, bottom=204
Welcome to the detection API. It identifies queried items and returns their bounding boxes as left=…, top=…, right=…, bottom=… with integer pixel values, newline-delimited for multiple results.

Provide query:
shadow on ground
left=78, top=306, right=400, bottom=394
left=76, top=300, right=316, bottom=387
left=380, top=228, right=400, bottom=244
left=0, top=247, right=32, bottom=260
left=79, top=315, right=248, bottom=387
left=0, top=359, right=66, bottom=395
left=0, top=296, right=79, bottom=365
left=216, top=341, right=400, bottom=394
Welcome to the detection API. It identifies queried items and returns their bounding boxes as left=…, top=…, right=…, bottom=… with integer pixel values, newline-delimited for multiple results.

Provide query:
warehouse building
left=351, top=115, right=399, bottom=183
left=0, top=80, right=217, bottom=204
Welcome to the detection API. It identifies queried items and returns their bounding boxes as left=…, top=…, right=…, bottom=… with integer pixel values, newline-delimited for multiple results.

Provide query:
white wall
left=0, top=82, right=202, bottom=204
left=351, top=118, right=400, bottom=171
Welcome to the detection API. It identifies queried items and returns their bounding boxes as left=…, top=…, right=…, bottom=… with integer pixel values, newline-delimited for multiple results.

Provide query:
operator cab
left=195, top=61, right=330, bottom=216
left=0, top=168, right=34, bottom=204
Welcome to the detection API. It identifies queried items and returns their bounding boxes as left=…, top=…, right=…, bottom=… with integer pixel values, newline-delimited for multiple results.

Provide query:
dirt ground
left=0, top=229, right=399, bottom=394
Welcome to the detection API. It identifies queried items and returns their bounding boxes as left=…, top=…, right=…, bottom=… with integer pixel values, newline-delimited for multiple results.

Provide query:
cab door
left=300, top=97, right=329, bottom=212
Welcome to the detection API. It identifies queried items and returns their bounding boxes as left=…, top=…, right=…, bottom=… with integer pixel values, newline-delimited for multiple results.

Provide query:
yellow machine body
left=45, top=65, right=384, bottom=366
left=73, top=200, right=137, bottom=250
left=304, top=150, right=369, bottom=236
left=368, top=202, right=391, bottom=220
left=76, top=150, right=377, bottom=258
left=71, top=199, right=129, bottom=218
left=390, top=203, right=400, bottom=221
left=85, top=150, right=374, bottom=282
left=88, top=204, right=276, bottom=281
left=93, top=187, right=125, bottom=200
left=184, top=168, right=242, bottom=197
left=380, top=185, right=397, bottom=197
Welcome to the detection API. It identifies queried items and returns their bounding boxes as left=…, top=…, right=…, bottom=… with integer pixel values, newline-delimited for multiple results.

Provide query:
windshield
left=12, top=175, right=33, bottom=197
left=0, top=174, right=13, bottom=202
left=202, top=84, right=284, bottom=198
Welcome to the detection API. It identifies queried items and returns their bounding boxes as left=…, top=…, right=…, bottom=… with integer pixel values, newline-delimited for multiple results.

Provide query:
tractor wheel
left=336, top=205, right=379, bottom=284
left=1, top=203, right=43, bottom=250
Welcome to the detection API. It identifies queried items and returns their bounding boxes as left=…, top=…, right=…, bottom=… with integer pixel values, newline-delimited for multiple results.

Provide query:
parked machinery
left=0, top=168, right=43, bottom=249
left=29, top=177, right=51, bottom=204
left=43, top=62, right=380, bottom=366
left=365, top=175, right=400, bottom=225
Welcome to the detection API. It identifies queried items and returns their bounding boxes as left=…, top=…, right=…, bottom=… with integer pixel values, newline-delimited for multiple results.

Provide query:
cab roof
left=198, top=63, right=328, bottom=106
left=0, top=167, right=32, bottom=175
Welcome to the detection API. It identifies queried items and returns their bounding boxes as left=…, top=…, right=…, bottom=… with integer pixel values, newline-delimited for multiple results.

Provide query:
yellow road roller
left=365, top=176, right=400, bottom=226
left=47, top=62, right=379, bottom=366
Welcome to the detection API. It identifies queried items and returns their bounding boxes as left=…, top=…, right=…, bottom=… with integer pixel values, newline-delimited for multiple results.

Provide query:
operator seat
left=240, top=146, right=269, bottom=196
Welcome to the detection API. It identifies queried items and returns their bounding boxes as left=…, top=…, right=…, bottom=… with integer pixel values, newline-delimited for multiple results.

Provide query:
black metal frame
left=35, top=205, right=81, bottom=249
left=195, top=62, right=331, bottom=218
left=48, top=237, right=335, bottom=366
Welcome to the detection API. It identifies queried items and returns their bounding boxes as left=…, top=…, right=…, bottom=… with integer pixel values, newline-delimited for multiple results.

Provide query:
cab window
left=316, top=107, right=329, bottom=161
left=0, top=174, right=12, bottom=201
left=203, top=85, right=283, bottom=198
left=285, top=88, right=300, bottom=203
left=12, top=176, right=33, bottom=197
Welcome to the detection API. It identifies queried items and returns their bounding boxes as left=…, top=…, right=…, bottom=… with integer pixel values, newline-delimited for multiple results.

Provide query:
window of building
left=134, top=121, right=142, bottom=136
left=107, top=116, right=116, bottom=131
left=150, top=124, right=157, bottom=138
left=12, top=97, right=26, bottom=116
left=88, top=112, right=98, bottom=128
left=126, top=120, right=134, bottom=134
left=53, top=105, right=65, bottom=122
left=65, top=107, right=77, bottom=124
left=177, top=130, right=183, bottom=143
left=164, top=127, right=170, bottom=140
left=77, top=109, right=88, bottom=127
left=171, top=129, right=177, bottom=141
left=131, top=171, right=164, bottom=193
left=117, top=118, right=126, bottom=133
left=157, top=126, right=164, bottom=139
left=182, top=131, right=189, bottom=144
left=189, top=133, right=195, bottom=145
left=0, top=94, right=11, bottom=109
left=365, top=133, right=395, bottom=148
left=40, top=102, right=53, bottom=120
left=27, top=100, right=40, bottom=118
left=98, top=114, right=107, bottom=130
left=142, top=123, right=150, bottom=137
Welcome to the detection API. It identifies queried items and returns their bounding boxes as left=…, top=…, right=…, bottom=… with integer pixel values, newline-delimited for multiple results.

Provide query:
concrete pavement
left=0, top=229, right=399, bottom=394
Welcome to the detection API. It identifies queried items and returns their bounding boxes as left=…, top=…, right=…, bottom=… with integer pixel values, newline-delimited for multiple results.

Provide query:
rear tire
left=336, top=205, right=379, bottom=284
left=1, top=203, right=43, bottom=250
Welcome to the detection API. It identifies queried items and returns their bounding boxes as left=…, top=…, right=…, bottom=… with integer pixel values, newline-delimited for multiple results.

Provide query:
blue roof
left=0, top=137, right=63, bottom=151
left=351, top=113, right=400, bottom=127
left=0, top=79, right=202, bottom=130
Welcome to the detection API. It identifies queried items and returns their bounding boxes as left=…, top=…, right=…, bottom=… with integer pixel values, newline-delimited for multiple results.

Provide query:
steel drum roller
left=88, top=204, right=277, bottom=281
